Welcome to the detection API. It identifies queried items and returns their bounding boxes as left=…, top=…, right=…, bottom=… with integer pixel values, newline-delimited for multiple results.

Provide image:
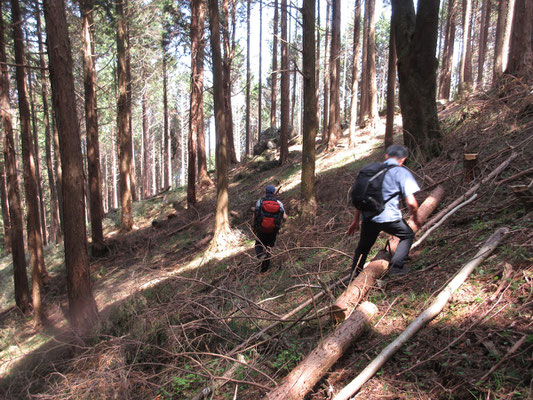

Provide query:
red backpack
left=255, top=197, right=283, bottom=234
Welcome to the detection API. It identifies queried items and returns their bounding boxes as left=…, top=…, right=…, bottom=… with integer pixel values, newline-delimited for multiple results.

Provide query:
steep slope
left=0, top=82, right=531, bottom=399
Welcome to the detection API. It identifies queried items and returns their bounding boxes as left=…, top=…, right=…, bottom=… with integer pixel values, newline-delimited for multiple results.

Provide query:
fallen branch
left=263, top=301, right=378, bottom=400
left=420, top=152, right=517, bottom=234
left=189, top=272, right=353, bottom=399
left=332, top=227, right=509, bottom=400
left=411, top=193, right=478, bottom=250
left=495, top=166, right=533, bottom=185
left=332, top=186, right=445, bottom=322
left=477, top=334, right=527, bottom=382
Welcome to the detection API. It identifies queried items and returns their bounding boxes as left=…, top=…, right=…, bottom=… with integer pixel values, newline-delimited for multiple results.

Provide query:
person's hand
left=347, top=221, right=360, bottom=235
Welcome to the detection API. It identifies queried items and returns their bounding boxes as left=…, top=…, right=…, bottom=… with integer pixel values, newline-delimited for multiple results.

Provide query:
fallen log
left=420, top=152, right=517, bottom=234
left=331, top=186, right=445, bottom=322
left=263, top=301, right=378, bottom=400
left=332, top=227, right=509, bottom=400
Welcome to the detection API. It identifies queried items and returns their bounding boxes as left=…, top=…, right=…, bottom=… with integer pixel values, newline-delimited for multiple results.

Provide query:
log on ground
left=263, top=301, right=378, bottom=400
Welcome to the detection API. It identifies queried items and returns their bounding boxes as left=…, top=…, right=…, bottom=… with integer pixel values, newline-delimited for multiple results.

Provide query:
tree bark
left=476, top=0, right=491, bottom=85
left=36, top=5, right=61, bottom=244
left=505, top=0, right=533, bottom=76
left=349, top=0, right=362, bottom=147
left=141, top=85, right=151, bottom=199
left=221, top=0, right=238, bottom=164
left=392, top=0, right=442, bottom=159
left=301, top=0, right=318, bottom=214
left=194, top=0, right=210, bottom=187
left=438, top=0, right=456, bottom=100
left=43, top=0, right=99, bottom=333
left=258, top=0, right=263, bottom=139
left=493, top=0, right=513, bottom=82
left=384, top=16, right=396, bottom=148
left=80, top=0, right=104, bottom=245
left=11, top=0, right=48, bottom=326
left=366, top=0, right=378, bottom=127
left=0, top=2, right=30, bottom=312
left=327, top=0, right=341, bottom=148
left=359, top=0, right=369, bottom=127
left=332, top=187, right=445, bottom=322
left=458, top=0, right=472, bottom=94
left=208, top=0, right=231, bottom=246
left=245, top=0, right=251, bottom=156
left=322, top=1, right=330, bottom=140
left=264, top=302, right=378, bottom=400
left=116, top=0, right=133, bottom=231
left=271, top=0, right=278, bottom=130
left=27, top=67, right=48, bottom=247
left=0, top=157, right=10, bottom=252
left=279, top=0, right=289, bottom=164
left=188, top=0, right=205, bottom=206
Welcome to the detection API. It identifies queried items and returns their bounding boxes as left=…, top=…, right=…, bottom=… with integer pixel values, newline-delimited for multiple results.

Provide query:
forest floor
left=0, top=80, right=532, bottom=399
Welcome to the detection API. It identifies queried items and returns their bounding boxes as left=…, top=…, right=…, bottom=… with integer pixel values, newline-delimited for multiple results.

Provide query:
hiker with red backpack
left=254, top=185, right=287, bottom=272
left=347, top=144, right=422, bottom=277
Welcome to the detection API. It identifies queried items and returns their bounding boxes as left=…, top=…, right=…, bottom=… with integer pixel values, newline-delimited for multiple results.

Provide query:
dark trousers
left=255, top=231, right=277, bottom=271
left=351, top=219, right=414, bottom=274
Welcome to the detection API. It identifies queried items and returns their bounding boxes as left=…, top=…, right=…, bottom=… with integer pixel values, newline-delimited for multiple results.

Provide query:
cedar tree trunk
left=279, top=0, right=289, bottom=164
left=438, top=0, right=456, bottom=99
left=384, top=16, right=396, bottom=148
left=43, top=0, right=99, bottom=333
left=327, top=0, right=341, bottom=148
left=271, top=0, right=278, bottom=130
left=11, top=0, right=48, bottom=326
left=301, top=0, right=318, bottom=213
left=208, top=0, right=231, bottom=245
left=505, top=0, right=533, bottom=76
left=348, top=0, right=362, bottom=146
left=0, top=2, right=30, bottom=311
left=392, top=0, right=442, bottom=160
left=116, top=0, right=133, bottom=231
left=80, top=0, right=104, bottom=245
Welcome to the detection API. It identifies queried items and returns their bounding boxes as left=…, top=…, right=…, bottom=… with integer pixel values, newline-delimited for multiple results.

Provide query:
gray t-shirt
left=368, top=158, right=420, bottom=223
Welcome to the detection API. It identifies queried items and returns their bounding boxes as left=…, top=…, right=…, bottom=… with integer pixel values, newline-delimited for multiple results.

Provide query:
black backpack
left=350, top=162, right=399, bottom=216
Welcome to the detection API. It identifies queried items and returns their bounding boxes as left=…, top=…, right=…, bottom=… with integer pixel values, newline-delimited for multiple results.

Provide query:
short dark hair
left=386, top=144, right=409, bottom=159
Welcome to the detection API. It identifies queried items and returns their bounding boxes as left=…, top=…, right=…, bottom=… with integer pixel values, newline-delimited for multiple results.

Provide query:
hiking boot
left=260, top=259, right=270, bottom=273
left=389, top=266, right=410, bottom=276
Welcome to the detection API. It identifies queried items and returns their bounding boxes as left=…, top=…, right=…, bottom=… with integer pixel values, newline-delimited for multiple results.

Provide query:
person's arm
left=405, top=194, right=422, bottom=227
left=347, top=208, right=361, bottom=235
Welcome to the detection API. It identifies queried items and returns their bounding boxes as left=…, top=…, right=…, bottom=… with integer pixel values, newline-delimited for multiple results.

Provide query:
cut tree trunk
left=263, top=301, right=378, bottom=400
left=332, top=186, right=445, bottom=322
left=0, top=2, right=30, bottom=312
left=44, top=0, right=99, bottom=333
